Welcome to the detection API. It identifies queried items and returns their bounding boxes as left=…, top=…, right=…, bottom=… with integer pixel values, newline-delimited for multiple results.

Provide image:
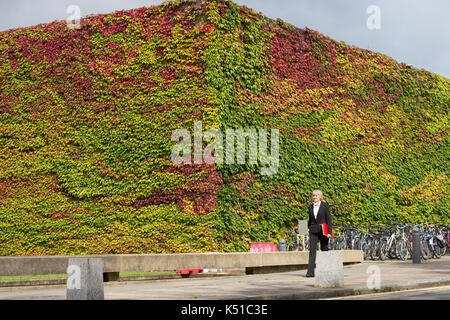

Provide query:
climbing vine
left=0, top=0, right=448, bottom=255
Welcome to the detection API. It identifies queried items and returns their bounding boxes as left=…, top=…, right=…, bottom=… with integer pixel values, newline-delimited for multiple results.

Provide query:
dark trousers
left=306, top=231, right=329, bottom=276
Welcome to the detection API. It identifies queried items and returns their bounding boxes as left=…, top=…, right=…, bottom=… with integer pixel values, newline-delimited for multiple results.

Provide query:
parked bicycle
left=285, top=227, right=309, bottom=251
left=329, top=221, right=448, bottom=261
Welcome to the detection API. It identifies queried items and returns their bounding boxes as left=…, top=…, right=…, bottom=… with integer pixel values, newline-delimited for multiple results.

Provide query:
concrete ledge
left=0, top=278, right=67, bottom=288
left=0, top=250, right=363, bottom=277
left=0, top=271, right=247, bottom=288
left=246, top=265, right=307, bottom=274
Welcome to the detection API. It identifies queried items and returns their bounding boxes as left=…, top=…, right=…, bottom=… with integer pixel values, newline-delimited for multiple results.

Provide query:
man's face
left=312, top=193, right=321, bottom=203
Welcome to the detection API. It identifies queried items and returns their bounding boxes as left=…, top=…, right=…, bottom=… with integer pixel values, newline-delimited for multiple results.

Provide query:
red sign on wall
left=249, top=242, right=278, bottom=252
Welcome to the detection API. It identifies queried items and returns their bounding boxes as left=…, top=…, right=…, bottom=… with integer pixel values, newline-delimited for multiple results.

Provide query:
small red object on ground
left=177, top=268, right=203, bottom=275
left=177, top=252, right=204, bottom=276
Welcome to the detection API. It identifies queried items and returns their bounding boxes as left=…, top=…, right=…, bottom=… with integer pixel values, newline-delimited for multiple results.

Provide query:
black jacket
left=308, top=201, right=332, bottom=235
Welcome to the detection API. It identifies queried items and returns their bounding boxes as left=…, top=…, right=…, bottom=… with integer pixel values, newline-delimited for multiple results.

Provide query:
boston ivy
left=0, top=0, right=448, bottom=255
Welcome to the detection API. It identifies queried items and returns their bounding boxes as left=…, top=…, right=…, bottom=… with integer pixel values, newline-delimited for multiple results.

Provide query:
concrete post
left=412, top=227, right=421, bottom=264
left=66, top=258, right=104, bottom=300
left=278, top=239, right=286, bottom=251
left=314, top=251, right=344, bottom=288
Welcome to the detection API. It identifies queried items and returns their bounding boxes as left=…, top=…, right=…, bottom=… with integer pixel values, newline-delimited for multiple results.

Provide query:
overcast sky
left=1, top=0, right=449, bottom=78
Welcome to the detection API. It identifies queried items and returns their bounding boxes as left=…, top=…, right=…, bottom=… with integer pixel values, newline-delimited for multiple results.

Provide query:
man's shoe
left=305, top=274, right=314, bottom=278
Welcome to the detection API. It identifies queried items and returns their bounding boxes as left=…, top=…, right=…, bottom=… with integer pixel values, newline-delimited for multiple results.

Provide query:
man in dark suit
left=306, top=190, right=332, bottom=277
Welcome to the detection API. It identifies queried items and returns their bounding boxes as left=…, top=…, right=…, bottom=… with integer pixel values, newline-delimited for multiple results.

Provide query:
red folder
left=321, top=223, right=333, bottom=238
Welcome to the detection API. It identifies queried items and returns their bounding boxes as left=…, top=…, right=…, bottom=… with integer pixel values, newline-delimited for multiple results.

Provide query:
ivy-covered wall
left=0, top=0, right=448, bottom=255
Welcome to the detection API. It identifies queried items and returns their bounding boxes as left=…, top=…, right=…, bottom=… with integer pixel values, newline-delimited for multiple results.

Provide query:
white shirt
left=313, top=201, right=321, bottom=220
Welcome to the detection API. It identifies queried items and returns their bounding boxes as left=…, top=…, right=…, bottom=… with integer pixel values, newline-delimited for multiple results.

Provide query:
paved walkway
left=327, top=285, right=450, bottom=300
left=0, top=255, right=449, bottom=300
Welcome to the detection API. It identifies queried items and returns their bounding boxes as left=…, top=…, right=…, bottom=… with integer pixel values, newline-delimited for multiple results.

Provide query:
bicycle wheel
left=432, top=239, right=446, bottom=258
left=362, top=239, right=372, bottom=260
left=396, top=239, right=408, bottom=261
left=287, top=240, right=298, bottom=251
left=367, top=239, right=375, bottom=260
left=341, top=238, right=348, bottom=250
left=335, top=238, right=344, bottom=250
left=440, top=245, right=447, bottom=256
left=379, top=240, right=388, bottom=261
left=328, top=237, right=334, bottom=250
left=420, top=237, right=432, bottom=260
left=286, top=242, right=292, bottom=251
left=388, top=242, right=397, bottom=259
left=371, top=238, right=380, bottom=261
left=353, top=239, right=362, bottom=250
left=406, top=236, right=413, bottom=259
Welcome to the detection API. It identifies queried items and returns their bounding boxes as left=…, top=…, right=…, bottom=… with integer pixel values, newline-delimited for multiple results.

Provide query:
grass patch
left=0, top=274, right=67, bottom=281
